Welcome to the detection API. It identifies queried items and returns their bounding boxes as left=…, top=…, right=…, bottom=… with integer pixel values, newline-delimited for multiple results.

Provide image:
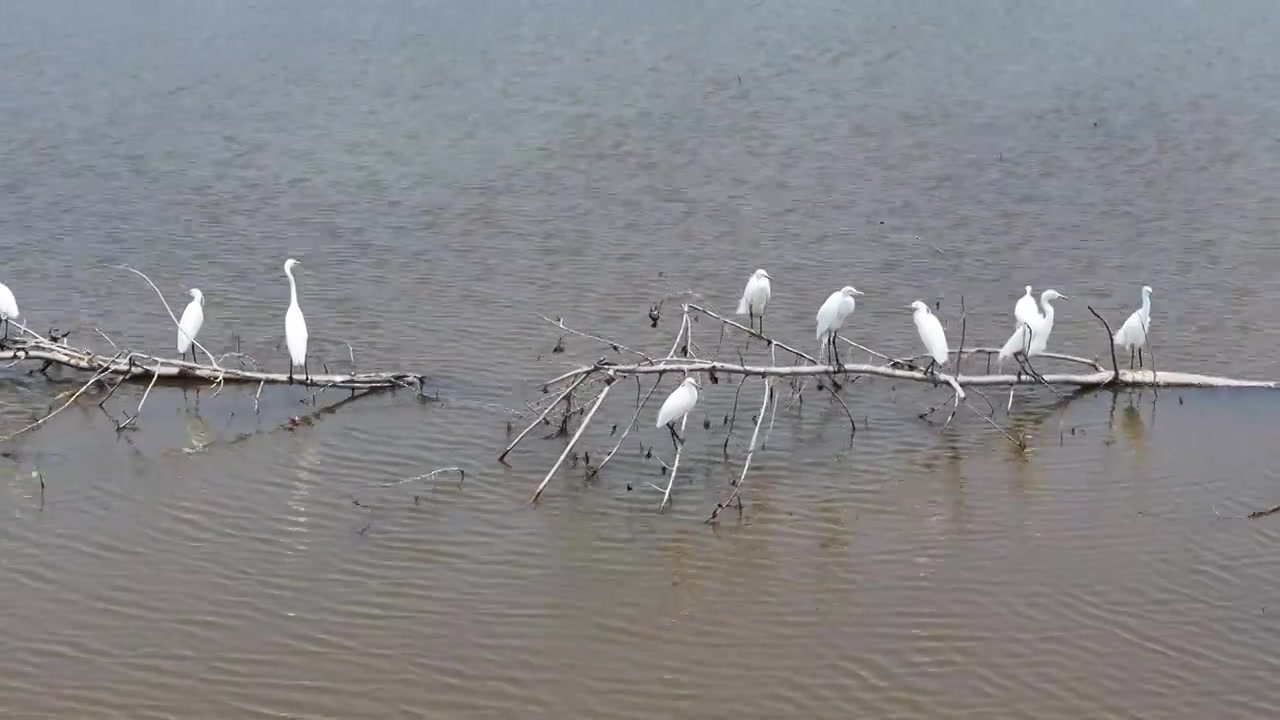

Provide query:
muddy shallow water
left=3, top=0, right=1280, bottom=717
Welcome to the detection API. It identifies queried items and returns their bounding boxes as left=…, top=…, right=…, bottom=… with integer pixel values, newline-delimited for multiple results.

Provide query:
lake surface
left=3, top=0, right=1280, bottom=717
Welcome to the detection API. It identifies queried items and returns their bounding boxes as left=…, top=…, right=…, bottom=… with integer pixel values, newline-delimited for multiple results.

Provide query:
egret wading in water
left=656, top=376, right=700, bottom=450
left=1113, top=285, right=1153, bottom=369
left=735, top=269, right=772, bottom=334
left=177, top=289, right=205, bottom=362
left=0, top=281, right=18, bottom=339
left=816, top=286, right=863, bottom=369
left=998, top=289, right=1068, bottom=374
left=283, top=258, right=309, bottom=383
left=910, top=300, right=949, bottom=375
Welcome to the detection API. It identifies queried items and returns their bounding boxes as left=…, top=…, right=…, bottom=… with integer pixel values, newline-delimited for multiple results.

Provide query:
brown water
left=4, top=0, right=1280, bottom=717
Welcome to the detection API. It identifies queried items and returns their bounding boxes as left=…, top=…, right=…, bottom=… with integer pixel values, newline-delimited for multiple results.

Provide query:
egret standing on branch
left=283, top=258, right=309, bottom=383
left=656, top=376, right=700, bottom=449
left=910, top=300, right=949, bottom=374
left=998, top=289, right=1068, bottom=370
left=1113, top=285, right=1153, bottom=368
left=1028, top=289, right=1067, bottom=356
left=1015, top=285, right=1039, bottom=328
left=997, top=285, right=1040, bottom=366
left=177, top=289, right=205, bottom=362
left=0, top=281, right=18, bottom=339
left=816, top=286, right=863, bottom=369
left=736, top=269, right=772, bottom=334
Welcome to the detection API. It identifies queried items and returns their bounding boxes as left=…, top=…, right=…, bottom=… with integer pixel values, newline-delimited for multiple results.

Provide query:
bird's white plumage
left=1113, top=285, right=1153, bottom=350
left=656, top=377, right=700, bottom=428
left=177, top=288, right=205, bottom=355
left=283, top=258, right=308, bottom=368
left=997, top=323, right=1034, bottom=364
left=735, top=269, right=772, bottom=318
left=816, top=286, right=861, bottom=341
left=1014, top=285, right=1039, bottom=328
left=999, top=289, right=1066, bottom=364
left=1028, top=290, right=1065, bottom=356
left=910, top=301, right=949, bottom=365
left=0, top=281, right=19, bottom=322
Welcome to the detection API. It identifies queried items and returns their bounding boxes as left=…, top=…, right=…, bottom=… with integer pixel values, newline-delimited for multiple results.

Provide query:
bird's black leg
left=759, top=313, right=764, bottom=338
left=832, top=333, right=843, bottom=371
left=288, top=364, right=294, bottom=384
left=667, top=422, right=681, bottom=453
left=1138, top=349, right=1144, bottom=369
left=304, top=357, right=310, bottom=384
left=1129, top=348, right=1135, bottom=370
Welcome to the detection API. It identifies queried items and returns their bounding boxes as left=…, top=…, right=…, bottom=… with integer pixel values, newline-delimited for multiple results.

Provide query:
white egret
left=996, top=285, right=1041, bottom=364
left=815, top=286, right=863, bottom=368
left=0, top=281, right=18, bottom=339
left=1028, top=289, right=1067, bottom=356
left=1113, top=285, right=1153, bottom=368
left=1014, top=285, right=1039, bottom=328
left=910, top=300, right=949, bottom=373
left=998, top=289, right=1068, bottom=370
left=656, top=376, right=700, bottom=448
left=283, top=258, right=309, bottom=382
left=176, top=288, right=205, bottom=362
left=735, top=268, right=772, bottom=333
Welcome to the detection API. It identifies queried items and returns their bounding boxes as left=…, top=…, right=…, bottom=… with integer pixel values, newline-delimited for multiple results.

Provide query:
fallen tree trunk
left=0, top=337, right=425, bottom=391
left=510, top=296, right=1280, bottom=517
left=581, top=359, right=1279, bottom=389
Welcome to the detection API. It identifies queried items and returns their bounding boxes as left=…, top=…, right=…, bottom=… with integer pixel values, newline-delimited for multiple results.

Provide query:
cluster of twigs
left=502, top=293, right=1279, bottom=522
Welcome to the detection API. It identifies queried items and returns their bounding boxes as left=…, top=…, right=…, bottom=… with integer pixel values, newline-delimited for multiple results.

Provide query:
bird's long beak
left=854, top=290, right=865, bottom=295
left=1059, top=294, right=1070, bottom=300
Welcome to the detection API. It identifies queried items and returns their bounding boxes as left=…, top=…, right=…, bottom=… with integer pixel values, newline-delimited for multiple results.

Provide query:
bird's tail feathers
left=736, top=296, right=749, bottom=315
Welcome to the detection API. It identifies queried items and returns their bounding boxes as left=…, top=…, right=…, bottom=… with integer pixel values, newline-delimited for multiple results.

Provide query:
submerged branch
left=0, top=338, right=425, bottom=391
left=581, top=359, right=1279, bottom=389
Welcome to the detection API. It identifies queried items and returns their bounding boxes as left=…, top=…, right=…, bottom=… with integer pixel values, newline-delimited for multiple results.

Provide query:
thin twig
left=499, top=372, right=591, bottom=463
left=1089, top=305, right=1121, bottom=385
left=116, top=265, right=222, bottom=370
left=588, top=376, right=662, bottom=479
left=530, top=376, right=615, bottom=503
left=0, top=350, right=128, bottom=443
left=658, top=412, right=689, bottom=512
left=708, top=376, right=772, bottom=521
left=117, top=360, right=164, bottom=431
left=537, top=314, right=649, bottom=359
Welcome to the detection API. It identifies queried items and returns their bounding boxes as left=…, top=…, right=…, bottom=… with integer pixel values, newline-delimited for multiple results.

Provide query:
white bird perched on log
left=816, top=286, right=863, bottom=368
left=910, top=300, right=949, bottom=373
left=283, top=258, right=309, bottom=382
left=735, top=268, right=772, bottom=333
left=1014, top=285, right=1039, bottom=328
left=997, top=285, right=1041, bottom=362
left=0, top=281, right=19, bottom=339
left=176, top=288, right=205, bottom=362
left=998, top=289, right=1068, bottom=370
left=656, top=376, right=700, bottom=448
left=1113, top=285, right=1153, bottom=368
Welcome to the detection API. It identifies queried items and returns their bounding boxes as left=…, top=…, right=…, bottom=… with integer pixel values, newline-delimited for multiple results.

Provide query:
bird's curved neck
left=1140, top=292, right=1151, bottom=316
left=1040, top=298, right=1056, bottom=325
left=285, top=268, right=299, bottom=306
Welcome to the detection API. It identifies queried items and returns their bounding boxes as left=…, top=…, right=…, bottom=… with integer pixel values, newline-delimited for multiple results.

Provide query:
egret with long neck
left=284, top=258, right=309, bottom=383
left=1113, top=285, right=1154, bottom=368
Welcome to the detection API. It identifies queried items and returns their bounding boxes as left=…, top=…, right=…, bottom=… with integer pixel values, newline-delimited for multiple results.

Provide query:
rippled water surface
left=3, top=0, right=1280, bottom=717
